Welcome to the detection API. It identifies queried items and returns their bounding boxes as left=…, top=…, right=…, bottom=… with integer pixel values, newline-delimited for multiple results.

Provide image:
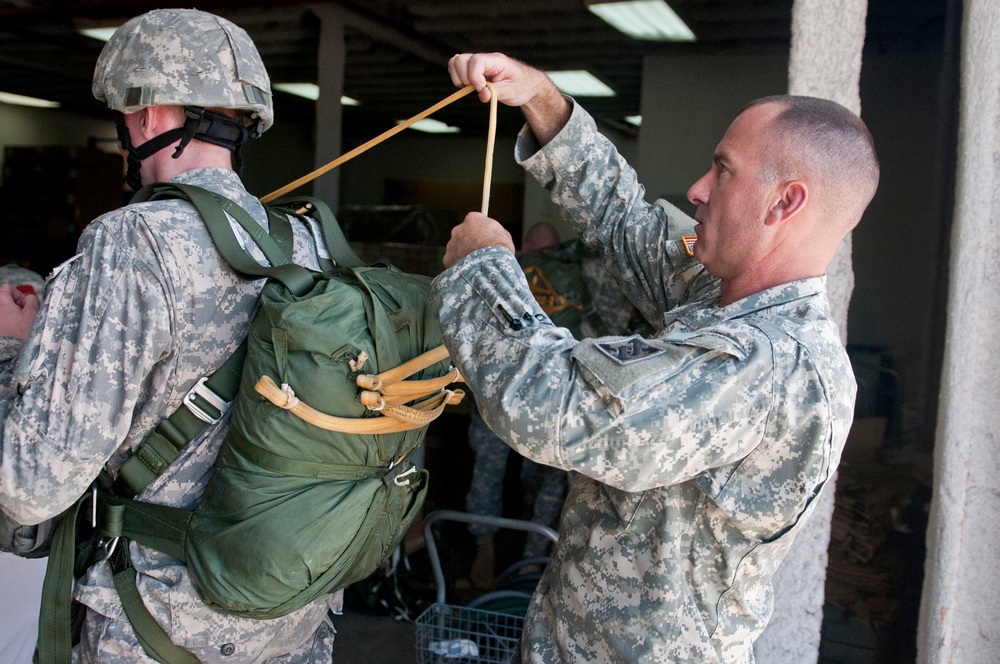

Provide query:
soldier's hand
left=448, top=52, right=571, bottom=146
left=448, top=53, right=551, bottom=107
left=0, top=283, right=40, bottom=341
left=443, top=212, right=515, bottom=269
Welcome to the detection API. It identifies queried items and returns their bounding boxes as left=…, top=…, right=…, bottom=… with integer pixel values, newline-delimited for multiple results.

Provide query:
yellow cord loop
left=355, top=345, right=457, bottom=390
left=256, top=375, right=464, bottom=434
left=261, top=82, right=498, bottom=215
left=255, top=345, right=465, bottom=434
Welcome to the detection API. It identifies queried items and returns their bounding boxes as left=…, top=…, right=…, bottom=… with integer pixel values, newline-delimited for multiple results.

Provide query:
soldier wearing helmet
left=93, top=9, right=273, bottom=192
left=0, top=9, right=339, bottom=662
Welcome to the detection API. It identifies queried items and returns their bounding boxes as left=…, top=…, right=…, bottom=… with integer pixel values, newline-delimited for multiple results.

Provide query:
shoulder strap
left=132, top=183, right=315, bottom=295
left=267, top=195, right=365, bottom=269
left=113, top=343, right=245, bottom=498
left=112, top=186, right=365, bottom=498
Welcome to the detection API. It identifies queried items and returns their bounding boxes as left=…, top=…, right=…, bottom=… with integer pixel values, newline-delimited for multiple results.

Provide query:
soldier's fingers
left=447, top=53, right=472, bottom=88
left=18, top=291, right=40, bottom=315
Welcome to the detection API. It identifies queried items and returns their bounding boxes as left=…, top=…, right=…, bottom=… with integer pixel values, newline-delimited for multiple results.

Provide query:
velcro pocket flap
left=570, top=331, right=748, bottom=417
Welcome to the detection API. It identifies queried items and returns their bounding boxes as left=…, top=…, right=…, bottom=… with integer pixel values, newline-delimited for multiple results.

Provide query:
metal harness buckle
left=182, top=377, right=231, bottom=425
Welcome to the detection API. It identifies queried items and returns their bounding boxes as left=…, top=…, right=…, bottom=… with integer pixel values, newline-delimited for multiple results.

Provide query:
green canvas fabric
left=186, top=260, right=443, bottom=618
left=130, top=183, right=448, bottom=618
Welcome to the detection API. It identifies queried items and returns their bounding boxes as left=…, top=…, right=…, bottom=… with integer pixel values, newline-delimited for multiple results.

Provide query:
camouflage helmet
left=92, top=9, right=273, bottom=134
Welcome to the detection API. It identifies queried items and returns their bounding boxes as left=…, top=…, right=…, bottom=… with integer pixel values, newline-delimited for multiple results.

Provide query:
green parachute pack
left=38, top=183, right=463, bottom=663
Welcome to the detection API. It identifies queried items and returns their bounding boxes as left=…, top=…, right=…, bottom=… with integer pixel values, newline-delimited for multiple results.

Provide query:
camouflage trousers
left=75, top=606, right=336, bottom=663
left=465, top=407, right=567, bottom=558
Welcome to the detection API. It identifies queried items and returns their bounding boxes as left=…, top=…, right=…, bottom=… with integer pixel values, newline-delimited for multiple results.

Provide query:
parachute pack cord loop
left=261, top=82, right=499, bottom=216
left=255, top=342, right=465, bottom=434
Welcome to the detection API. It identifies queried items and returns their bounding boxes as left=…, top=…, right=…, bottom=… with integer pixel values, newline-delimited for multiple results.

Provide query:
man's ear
left=765, top=180, right=807, bottom=226
left=138, top=106, right=183, bottom=140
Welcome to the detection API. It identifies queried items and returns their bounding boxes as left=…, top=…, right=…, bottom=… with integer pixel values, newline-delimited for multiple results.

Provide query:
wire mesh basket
left=413, top=510, right=558, bottom=664
left=415, top=602, right=524, bottom=663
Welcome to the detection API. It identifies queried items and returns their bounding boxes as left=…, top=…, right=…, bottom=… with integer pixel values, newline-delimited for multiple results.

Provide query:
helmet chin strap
left=116, top=107, right=254, bottom=191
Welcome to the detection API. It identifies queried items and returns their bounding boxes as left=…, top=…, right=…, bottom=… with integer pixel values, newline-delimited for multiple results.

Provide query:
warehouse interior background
left=0, top=1, right=957, bottom=662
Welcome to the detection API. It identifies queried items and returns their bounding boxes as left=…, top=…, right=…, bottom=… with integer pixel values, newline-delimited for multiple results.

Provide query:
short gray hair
left=745, top=95, right=879, bottom=220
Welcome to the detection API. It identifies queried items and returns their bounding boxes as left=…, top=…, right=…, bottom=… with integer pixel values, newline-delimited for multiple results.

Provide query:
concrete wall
left=918, top=0, right=1000, bottom=660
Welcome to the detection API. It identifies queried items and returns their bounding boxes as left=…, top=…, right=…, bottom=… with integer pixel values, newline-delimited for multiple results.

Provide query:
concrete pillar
left=917, top=2, right=1000, bottom=661
left=753, top=1, right=868, bottom=662
left=311, top=6, right=345, bottom=210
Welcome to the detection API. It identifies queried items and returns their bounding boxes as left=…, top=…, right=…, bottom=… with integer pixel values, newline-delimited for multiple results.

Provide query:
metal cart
left=414, top=510, right=558, bottom=663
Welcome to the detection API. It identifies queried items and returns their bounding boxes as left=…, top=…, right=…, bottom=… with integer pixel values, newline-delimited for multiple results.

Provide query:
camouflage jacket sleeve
left=0, top=337, right=23, bottom=443
left=0, top=213, right=173, bottom=525
left=514, top=100, right=714, bottom=327
left=0, top=338, right=21, bottom=367
left=430, top=247, right=771, bottom=492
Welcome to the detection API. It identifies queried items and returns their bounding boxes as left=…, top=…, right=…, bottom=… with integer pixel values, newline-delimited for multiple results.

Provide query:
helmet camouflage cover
left=92, top=9, right=273, bottom=134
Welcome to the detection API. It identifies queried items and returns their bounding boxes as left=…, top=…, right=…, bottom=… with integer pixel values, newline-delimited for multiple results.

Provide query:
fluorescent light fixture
left=545, top=71, right=615, bottom=97
left=274, top=83, right=319, bottom=100
left=79, top=26, right=118, bottom=42
left=588, top=0, right=696, bottom=41
left=0, top=91, right=60, bottom=108
left=397, top=118, right=460, bottom=134
left=273, top=83, right=358, bottom=106
left=625, top=115, right=642, bottom=126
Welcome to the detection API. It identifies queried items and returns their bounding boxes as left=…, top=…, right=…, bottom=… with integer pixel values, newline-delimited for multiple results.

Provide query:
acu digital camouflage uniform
left=466, top=239, right=637, bottom=558
left=0, top=10, right=340, bottom=663
left=430, top=100, right=856, bottom=663
left=1, top=168, right=340, bottom=663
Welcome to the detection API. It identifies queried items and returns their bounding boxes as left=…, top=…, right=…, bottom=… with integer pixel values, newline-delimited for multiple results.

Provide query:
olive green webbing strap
left=95, top=185, right=290, bottom=661
left=101, top=492, right=197, bottom=663
left=37, top=483, right=197, bottom=664
left=113, top=343, right=245, bottom=497
left=36, top=493, right=89, bottom=664
left=265, top=195, right=365, bottom=270
left=114, top=181, right=306, bottom=496
left=108, top=541, right=199, bottom=664
left=135, top=183, right=315, bottom=295
left=111, top=187, right=362, bottom=495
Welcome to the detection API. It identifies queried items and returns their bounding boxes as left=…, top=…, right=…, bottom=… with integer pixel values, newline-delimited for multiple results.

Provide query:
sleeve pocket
left=570, top=332, right=748, bottom=417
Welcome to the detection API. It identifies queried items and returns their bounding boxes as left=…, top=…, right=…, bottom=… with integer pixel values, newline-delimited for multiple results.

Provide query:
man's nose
left=687, top=173, right=710, bottom=207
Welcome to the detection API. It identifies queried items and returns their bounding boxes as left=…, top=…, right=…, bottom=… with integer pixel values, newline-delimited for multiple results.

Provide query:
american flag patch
left=681, top=235, right=697, bottom=256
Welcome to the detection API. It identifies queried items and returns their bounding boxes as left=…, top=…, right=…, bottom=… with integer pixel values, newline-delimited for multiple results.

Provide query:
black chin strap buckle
left=172, top=106, right=208, bottom=159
